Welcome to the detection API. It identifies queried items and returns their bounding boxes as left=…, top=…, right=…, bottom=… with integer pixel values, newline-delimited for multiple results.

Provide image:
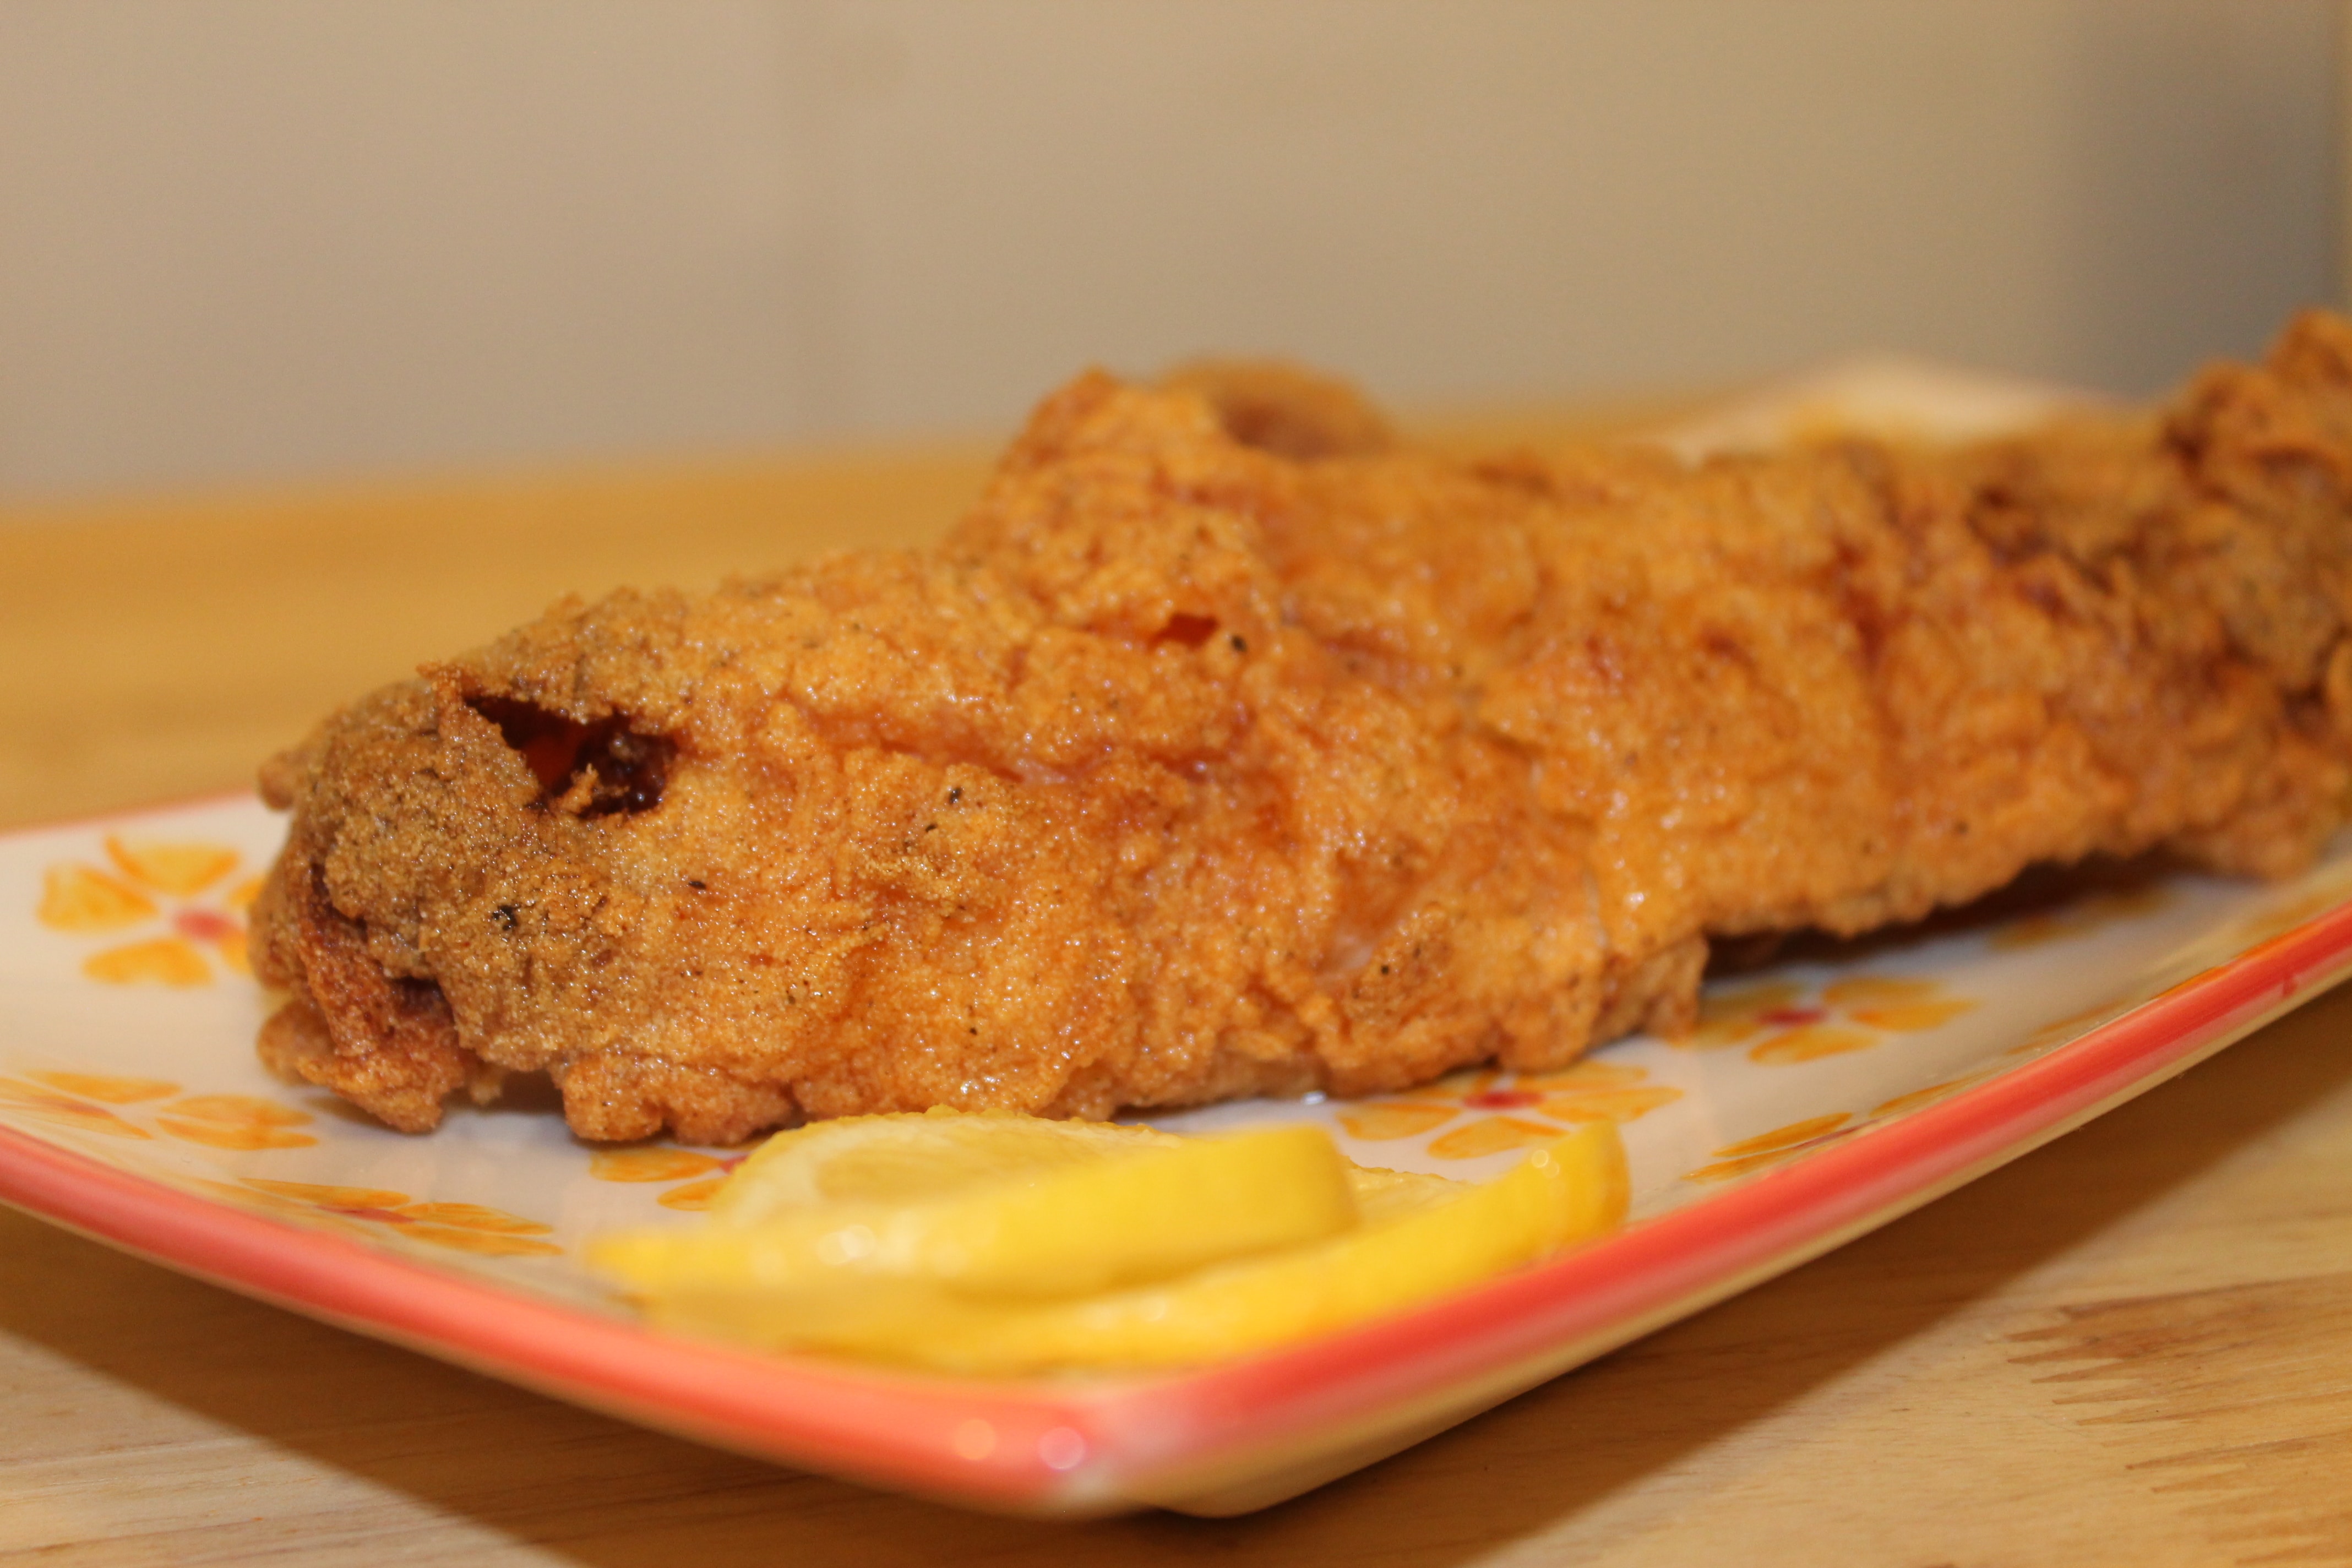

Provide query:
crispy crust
left=251, top=863, right=483, bottom=1134
left=255, top=319, right=2352, bottom=1138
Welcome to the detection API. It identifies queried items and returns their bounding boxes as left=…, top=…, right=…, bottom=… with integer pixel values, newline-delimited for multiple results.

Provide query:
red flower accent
left=1462, top=1090, right=1542, bottom=1110
left=173, top=907, right=241, bottom=941
left=1757, top=1006, right=1827, bottom=1027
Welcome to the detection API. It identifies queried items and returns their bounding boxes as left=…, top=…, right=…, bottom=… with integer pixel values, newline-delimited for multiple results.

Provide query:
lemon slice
left=1341, top=1161, right=1468, bottom=1224
left=590, top=1113, right=1357, bottom=1302
left=711, top=1108, right=1182, bottom=1220
left=644, top=1122, right=1628, bottom=1373
left=711, top=1108, right=1448, bottom=1221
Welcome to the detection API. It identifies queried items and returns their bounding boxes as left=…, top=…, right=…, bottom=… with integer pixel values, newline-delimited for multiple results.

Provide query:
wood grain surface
left=4, top=423, right=2350, bottom=1565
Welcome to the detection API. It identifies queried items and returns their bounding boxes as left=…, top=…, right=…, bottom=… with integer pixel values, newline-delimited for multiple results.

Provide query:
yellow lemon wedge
left=593, top=1113, right=1629, bottom=1374
left=590, top=1113, right=1357, bottom=1303
left=712, top=1108, right=1183, bottom=1218
left=685, top=1120, right=1626, bottom=1372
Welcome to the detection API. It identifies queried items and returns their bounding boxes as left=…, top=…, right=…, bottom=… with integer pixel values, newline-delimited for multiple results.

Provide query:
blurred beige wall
left=0, top=0, right=2338, bottom=502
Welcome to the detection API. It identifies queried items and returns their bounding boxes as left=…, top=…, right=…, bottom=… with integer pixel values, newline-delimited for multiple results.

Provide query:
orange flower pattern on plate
left=0, top=1071, right=320, bottom=1150
left=587, top=1146, right=747, bottom=1210
left=198, top=1177, right=562, bottom=1256
left=1337, top=1059, right=1684, bottom=1159
left=36, top=836, right=256, bottom=985
left=1679, top=1069, right=2002, bottom=1185
left=1684, top=1112, right=1858, bottom=1183
left=1680, top=975, right=1976, bottom=1065
left=153, top=1094, right=319, bottom=1150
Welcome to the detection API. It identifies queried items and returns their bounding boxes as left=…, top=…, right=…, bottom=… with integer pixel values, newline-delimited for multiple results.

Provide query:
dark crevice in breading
left=467, top=695, right=674, bottom=817
left=1155, top=612, right=1221, bottom=649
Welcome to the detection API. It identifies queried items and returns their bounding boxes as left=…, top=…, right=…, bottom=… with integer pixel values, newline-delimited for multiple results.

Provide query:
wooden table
left=4, top=426, right=2350, bottom=1566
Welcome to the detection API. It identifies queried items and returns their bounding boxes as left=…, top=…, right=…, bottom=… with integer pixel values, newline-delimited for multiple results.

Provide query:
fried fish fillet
left=252, top=314, right=2352, bottom=1141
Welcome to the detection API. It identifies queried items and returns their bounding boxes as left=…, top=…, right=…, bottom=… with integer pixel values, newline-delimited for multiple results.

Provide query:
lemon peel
left=591, top=1116, right=1354, bottom=1300
left=592, top=1112, right=1627, bottom=1373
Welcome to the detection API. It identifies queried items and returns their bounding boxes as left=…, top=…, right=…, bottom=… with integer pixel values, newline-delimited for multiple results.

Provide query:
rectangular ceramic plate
left=7, top=795, right=2352, bottom=1516
left=6, top=368, right=2346, bottom=1516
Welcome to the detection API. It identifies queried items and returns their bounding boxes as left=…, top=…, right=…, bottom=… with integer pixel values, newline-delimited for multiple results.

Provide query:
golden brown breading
left=252, top=314, right=2352, bottom=1141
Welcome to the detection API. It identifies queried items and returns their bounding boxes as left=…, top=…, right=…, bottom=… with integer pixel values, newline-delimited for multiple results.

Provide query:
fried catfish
left=252, top=314, right=2352, bottom=1141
